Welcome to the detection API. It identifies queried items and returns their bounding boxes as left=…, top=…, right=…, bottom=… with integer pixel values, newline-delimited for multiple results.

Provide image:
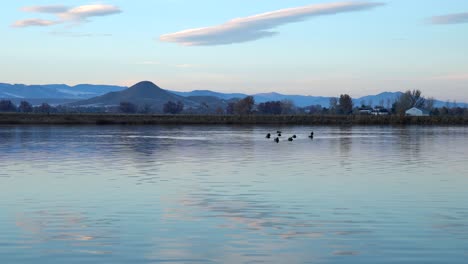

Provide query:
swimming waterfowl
left=288, top=137, right=293, bottom=141
left=278, top=133, right=282, bottom=137
left=293, top=135, right=297, bottom=139
left=309, top=132, right=314, bottom=139
left=274, top=137, right=279, bottom=143
left=266, top=133, right=271, bottom=139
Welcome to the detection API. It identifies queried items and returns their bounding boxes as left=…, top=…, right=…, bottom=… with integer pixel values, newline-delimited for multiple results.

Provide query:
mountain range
left=0, top=82, right=465, bottom=108
left=0, top=83, right=125, bottom=100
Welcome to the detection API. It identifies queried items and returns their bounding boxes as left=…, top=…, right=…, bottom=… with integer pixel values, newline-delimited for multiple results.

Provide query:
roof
left=406, top=107, right=430, bottom=114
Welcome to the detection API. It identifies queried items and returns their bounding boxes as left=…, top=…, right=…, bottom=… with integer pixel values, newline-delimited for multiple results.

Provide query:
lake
left=1, top=125, right=467, bottom=264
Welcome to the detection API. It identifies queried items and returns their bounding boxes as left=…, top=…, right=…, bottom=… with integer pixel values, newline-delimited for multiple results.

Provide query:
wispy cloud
left=160, top=1, right=385, bottom=46
left=58, top=4, right=122, bottom=22
left=21, top=5, right=69, bottom=14
left=12, top=4, right=121, bottom=28
left=431, top=12, right=468, bottom=25
left=12, top=19, right=59, bottom=28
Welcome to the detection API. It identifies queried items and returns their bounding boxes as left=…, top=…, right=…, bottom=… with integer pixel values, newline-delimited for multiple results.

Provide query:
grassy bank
left=1, top=113, right=467, bottom=125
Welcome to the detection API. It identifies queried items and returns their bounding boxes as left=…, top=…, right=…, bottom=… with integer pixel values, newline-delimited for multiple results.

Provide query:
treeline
left=0, top=100, right=54, bottom=113
left=308, top=91, right=467, bottom=117
left=1, top=89, right=467, bottom=117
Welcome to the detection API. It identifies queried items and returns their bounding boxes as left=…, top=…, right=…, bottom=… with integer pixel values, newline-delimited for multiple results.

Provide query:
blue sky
left=1, top=0, right=468, bottom=101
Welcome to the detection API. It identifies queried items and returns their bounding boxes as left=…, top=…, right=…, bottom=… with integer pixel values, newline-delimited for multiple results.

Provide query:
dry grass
left=0, top=113, right=467, bottom=125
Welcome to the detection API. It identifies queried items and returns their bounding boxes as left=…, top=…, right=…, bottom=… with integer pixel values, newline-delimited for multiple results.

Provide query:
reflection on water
left=1, top=125, right=467, bottom=263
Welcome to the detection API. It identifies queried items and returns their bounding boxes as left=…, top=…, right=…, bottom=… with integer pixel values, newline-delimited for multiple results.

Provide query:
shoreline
left=0, top=113, right=467, bottom=125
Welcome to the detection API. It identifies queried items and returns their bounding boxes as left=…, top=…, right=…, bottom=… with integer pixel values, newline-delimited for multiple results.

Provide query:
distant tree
left=54, top=105, right=69, bottom=113
left=304, top=105, right=323, bottom=115
left=445, top=101, right=450, bottom=108
left=440, top=106, right=449, bottom=116
left=386, top=98, right=392, bottom=110
left=453, top=107, right=464, bottom=116
left=379, top=99, right=384, bottom=108
left=0, top=100, right=17, bottom=112
left=329, top=97, right=338, bottom=114
left=226, top=102, right=236, bottom=114
left=18, top=101, right=33, bottom=113
left=410, top=90, right=425, bottom=108
left=280, top=100, right=295, bottom=114
left=395, top=90, right=425, bottom=115
left=119, top=102, right=137, bottom=113
left=199, top=102, right=209, bottom=113
left=425, top=97, right=435, bottom=111
left=163, top=101, right=184, bottom=114
left=234, top=96, right=255, bottom=115
left=338, top=94, right=353, bottom=115
left=258, top=101, right=282, bottom=115
left=215, top=107, right=224, bottom=115
left=139, top=104, right=152, bottom=114
left=36, top=103, right=52, bottom=114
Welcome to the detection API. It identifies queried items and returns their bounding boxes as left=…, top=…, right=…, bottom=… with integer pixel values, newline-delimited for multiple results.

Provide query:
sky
left=1, top=0, right=468, bottom=101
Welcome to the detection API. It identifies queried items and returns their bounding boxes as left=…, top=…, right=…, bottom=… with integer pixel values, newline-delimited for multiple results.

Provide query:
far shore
left=0, top=113, right=467, bottom=126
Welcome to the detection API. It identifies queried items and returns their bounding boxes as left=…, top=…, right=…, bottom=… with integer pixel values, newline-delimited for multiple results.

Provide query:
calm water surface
left=1, top=125, right=467, bottom=263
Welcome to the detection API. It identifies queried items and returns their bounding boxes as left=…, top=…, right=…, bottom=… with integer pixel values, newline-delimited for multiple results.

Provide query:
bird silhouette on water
left=293, top=135, right=297, bottom=139
left=288, top=137, right=294, bottom=142
left=266, top=133, right=271, bottom=139
left=274, top=137, right=280, bottom=143
left=309, top=132, right=314, bottom=139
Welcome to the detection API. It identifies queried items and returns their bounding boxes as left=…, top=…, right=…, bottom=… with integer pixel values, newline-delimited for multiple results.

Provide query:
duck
left=266, top=133, right=271, bottom=139
left=292, top=135, right=297, bottom=139
left=274, top=137, right=279, bottom=143
left=288, top=137, right=294, bottom=142
left=278, top=133, right=282, bottom=137
left=309, top=132, right=314, bottom=139
left=277, top=130, right=282, bottom=134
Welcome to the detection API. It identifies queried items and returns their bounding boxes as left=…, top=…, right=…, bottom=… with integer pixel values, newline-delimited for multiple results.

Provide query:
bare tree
left=163, top=101, right=184, bottom=114
left=329, top=97, right=338, bottom=114
left=338, top=94, right=353, bottom=115
left=234, top=96, right=255, bottom=115
left=258, top=101, right=282, bottom=115
left=395, top=90, right=425, bottom=115
left=280, top=100, right=295, bottom=114
left=119, top=102, right=137, bottom=113
left=386, top=98, right=392, bottom=110
left=425, top=97, right=435, bottom=110
left=0, top=100, right=17, bottom=112
left=36, top=103, right=52, bottom=114
left=18, top=101, right=33, bottom=113
left=226, top=102, right=236, bottom=114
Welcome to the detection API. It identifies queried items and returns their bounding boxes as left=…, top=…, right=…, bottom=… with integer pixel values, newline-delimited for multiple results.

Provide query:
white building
left=405, top=107, right=430, bottom=116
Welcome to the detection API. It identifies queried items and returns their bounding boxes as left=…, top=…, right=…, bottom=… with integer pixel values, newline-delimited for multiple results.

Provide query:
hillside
left=69, top=81, right=197, bottom=110
left=171, top=90, right=246, bottom=100
left=0, top=83, right=125, bottom=100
